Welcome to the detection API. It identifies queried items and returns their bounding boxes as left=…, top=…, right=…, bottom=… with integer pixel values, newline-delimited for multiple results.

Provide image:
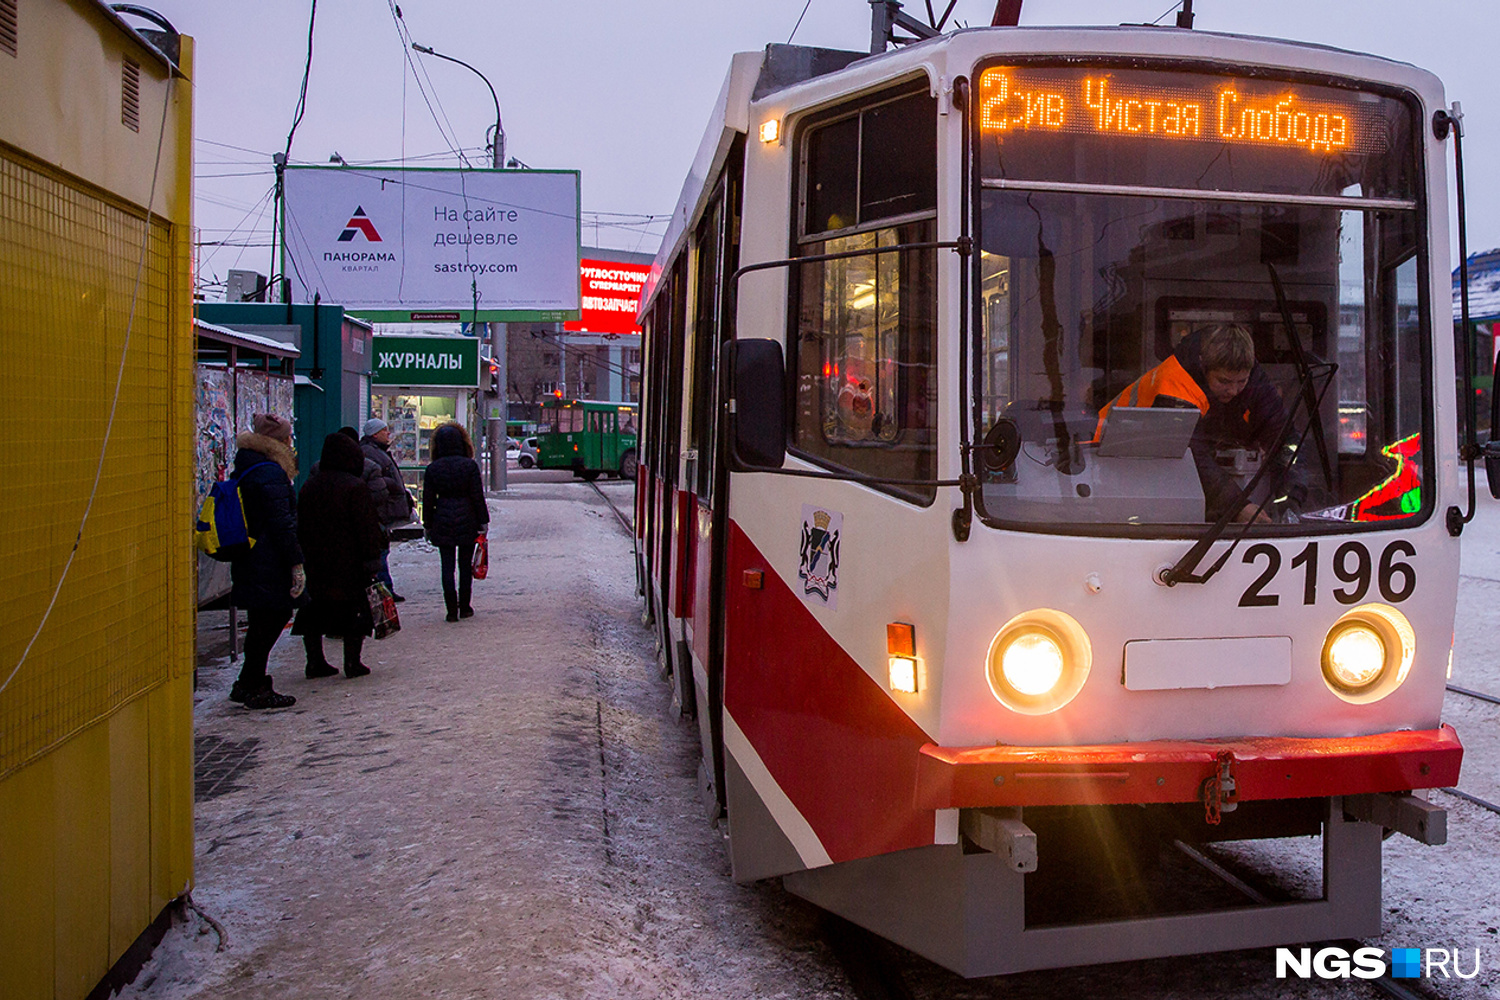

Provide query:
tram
left=635, top=9, right=1468, bottom=977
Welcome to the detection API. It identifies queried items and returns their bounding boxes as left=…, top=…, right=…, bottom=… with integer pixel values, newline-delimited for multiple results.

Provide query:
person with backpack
left=293, top=432, right=386, bottom=679
left=359, top=418, right=415, bottom=601
left=228, top=413, right=304, bottom=709
left=424, top=422, right=489, bottom=622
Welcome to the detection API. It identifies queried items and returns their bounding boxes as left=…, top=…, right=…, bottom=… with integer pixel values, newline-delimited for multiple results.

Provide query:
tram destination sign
left=283, top=166, right=581, bottom=323
left=977, top=66, right=1389, bottom=156
left=371, top=335, right=480, bottom=388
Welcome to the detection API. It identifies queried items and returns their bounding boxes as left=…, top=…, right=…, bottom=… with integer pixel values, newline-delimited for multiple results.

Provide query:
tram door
left=685, top=141, right=743, bottom=817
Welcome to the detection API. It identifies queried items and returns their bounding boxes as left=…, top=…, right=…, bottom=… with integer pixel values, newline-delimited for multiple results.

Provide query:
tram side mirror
left=1484, top=439, right=1500, bottom=499
left=729, top=338, right=786, bottom=469
left=979, top=418, right=1022, bottom=473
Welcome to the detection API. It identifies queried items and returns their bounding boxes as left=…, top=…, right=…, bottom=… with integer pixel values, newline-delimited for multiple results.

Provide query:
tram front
left=773, top=36, right=1464, bottom=977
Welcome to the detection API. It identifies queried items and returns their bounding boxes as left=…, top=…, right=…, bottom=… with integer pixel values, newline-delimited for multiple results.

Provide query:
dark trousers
left=376, top=548, right=395, bottom=592
left=237, top=605, right=292, bottom=689
left=303, top=632, right=365, bottom=670
left=438, top=540, right=476, bottom=612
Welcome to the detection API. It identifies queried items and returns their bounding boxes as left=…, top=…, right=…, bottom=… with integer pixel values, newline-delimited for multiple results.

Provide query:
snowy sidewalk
left=138, top=481, right=840, bottom=1000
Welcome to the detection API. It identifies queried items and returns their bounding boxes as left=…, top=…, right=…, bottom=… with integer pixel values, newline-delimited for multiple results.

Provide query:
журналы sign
left=372, top=335, right=480, bottom=388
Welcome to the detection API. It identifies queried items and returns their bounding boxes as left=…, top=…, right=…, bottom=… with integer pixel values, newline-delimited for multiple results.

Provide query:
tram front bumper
left=915, top=725, right=1462, bottom=809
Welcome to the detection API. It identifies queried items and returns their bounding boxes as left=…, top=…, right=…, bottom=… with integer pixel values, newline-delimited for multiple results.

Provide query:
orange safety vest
left=1093, top=355, right=1209, bottom=441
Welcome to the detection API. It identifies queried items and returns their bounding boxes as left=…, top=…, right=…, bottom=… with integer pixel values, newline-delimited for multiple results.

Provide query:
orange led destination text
left=977, top=69, right=1363, bottom=155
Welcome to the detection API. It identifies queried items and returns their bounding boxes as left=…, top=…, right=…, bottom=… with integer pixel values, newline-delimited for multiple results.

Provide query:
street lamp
left=410, top=42, right=504, bottom=169
left=411, top=41, right=509, bottom=490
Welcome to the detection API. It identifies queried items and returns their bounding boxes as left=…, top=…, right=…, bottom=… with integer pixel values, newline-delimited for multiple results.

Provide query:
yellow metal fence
left=0, top=144, right=193, bottom=779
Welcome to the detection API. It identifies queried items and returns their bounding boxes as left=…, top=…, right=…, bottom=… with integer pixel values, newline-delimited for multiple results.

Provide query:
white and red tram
left=634, top=16, right=1465, bottom=977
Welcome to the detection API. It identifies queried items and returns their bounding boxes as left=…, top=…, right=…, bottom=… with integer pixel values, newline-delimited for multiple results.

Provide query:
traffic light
left=487, top=359, right=500, bottom=396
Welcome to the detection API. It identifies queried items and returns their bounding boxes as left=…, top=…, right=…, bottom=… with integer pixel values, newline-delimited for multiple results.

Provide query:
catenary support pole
left=489, top=321, right=507, bottom=491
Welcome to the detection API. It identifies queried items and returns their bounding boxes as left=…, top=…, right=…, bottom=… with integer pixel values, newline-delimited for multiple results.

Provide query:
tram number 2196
left=1238, top=540, right=1416, bottom=608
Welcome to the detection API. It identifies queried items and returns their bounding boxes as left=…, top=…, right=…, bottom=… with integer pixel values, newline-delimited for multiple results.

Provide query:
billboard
left=371, top=335, right=480, bottom=388
left=563, top=258, right=652, bottom=336
left=283, top=166, right=581, bottom=322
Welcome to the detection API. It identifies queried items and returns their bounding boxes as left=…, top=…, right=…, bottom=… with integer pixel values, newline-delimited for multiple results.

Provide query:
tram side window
left=791, top=86, right=939, bottom=502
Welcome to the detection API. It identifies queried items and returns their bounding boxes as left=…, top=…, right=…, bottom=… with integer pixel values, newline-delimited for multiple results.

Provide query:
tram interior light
left=759, top=119, right=779, bottom=143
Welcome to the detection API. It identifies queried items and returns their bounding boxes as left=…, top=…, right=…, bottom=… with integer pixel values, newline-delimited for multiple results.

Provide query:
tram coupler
left=1200, top=750, right=1239, bottom=825
left=959, top=807, right=1038, bottom=873
left=1342, top=792, right=1447, bottom=845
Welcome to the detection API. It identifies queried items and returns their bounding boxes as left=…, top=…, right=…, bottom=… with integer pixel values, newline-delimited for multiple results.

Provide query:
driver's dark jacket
left=1098, top=331, right=1298, bottom=520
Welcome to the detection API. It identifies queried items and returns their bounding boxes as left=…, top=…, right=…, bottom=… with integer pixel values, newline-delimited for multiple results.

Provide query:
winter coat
left=360, top=435, right=412, bottom=526
left=1102, top=330, right=1305, bottom=520
left=298, top=435, right=386, bottom=605
left=229, top=433, right=303, bottom=611
left=1170, top=330, right=1307, bottom=520
left=423, top=454, right=489, bottom=547
left=311, top=453, right=391, bottom=540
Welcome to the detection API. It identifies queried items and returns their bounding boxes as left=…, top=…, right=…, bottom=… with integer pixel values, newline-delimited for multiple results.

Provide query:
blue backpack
left=195, top=468, right=259, bottom=561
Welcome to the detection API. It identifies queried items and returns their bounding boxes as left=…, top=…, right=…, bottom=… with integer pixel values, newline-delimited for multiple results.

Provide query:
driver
left=1096, top=323, right=1301, bottom=523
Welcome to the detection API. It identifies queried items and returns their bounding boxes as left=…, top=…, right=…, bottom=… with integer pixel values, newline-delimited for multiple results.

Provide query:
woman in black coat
left=228, top=414, right=304, bottom=710
left=424, top=422, right=489, bottom=622
left=293, top=432, right=386, bottom=678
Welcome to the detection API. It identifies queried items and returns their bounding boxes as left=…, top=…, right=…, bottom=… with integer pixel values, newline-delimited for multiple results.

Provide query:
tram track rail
left=1439, top=684, right=1500, bottom=816
left=1447, top=683, right=1500, bottom=707
left=587, top=479, right=635, bottom=538
left=1172, top=841, right=1453, bottom=1000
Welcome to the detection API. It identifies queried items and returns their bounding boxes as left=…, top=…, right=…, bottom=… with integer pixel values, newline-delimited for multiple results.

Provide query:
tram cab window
left=972, top=64, right=1428, bottom=533
left=791, top=85, right=939, bottom=502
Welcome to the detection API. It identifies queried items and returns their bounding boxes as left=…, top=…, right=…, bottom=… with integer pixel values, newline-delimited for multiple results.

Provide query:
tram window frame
left=967, top=58, right=1434, bottom=537
left=690, top=195, right=725, bottom=498
left=787, top=79, right=941, bottom=504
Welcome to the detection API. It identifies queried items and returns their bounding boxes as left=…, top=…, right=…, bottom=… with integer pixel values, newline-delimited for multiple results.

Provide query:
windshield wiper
left=1267, top=262, right=1335, bottom=489
left=1161, top=334, right=1337, bottom=587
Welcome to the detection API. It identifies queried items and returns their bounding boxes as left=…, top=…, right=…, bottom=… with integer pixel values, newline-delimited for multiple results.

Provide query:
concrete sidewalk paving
left=132, top=482, right=842, bottom=1000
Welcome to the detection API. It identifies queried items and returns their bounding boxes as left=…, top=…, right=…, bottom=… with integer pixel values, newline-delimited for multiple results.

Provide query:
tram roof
left=637, top=25, right=1444, bottom=321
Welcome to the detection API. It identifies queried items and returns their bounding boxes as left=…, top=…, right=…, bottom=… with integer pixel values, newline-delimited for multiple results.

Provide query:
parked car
left=505, top=437, right=521, bottom=460
left=517, top=437, right=539, bottom=468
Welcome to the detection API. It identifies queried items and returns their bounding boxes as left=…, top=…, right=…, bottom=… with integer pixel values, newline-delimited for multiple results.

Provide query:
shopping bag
left=367, top=581, right=401, bottom=640
left=472, top=534, right=489, bottom=580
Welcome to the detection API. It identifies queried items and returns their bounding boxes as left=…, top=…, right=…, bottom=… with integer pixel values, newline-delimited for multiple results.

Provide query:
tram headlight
left=986, top=610, right=1091, bottom=715
left=1001, top=631, right=1065, bottom=696
left=1326, top=624, right=1384, bottom=688
left=1320, top=603, right=1415, bottom=704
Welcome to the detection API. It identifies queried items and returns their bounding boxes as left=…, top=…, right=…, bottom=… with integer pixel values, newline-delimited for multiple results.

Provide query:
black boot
left=303, top=634, right=338, bottom=678
left=243, top=679, right=295, bottom=709
left=229, top=678, right=259, bottom=703
left=344, top=635, right=370, bottom=678
left=444, top=592, right=459, bottom=623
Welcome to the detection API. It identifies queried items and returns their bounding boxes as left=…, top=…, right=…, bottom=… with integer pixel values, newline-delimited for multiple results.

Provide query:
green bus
left=536, top=398, right=639, bottom=480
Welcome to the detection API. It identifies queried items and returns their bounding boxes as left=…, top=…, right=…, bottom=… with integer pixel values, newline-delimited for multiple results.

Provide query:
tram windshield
left=972, top=64, right=1428, bottom=532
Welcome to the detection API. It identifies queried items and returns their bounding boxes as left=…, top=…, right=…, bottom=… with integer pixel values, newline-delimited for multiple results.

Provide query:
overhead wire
left=788, top=0, right=815, bottom=43
left=1150, top=1, right=1183, bottom=25
left=385, top=1, right=469, bottom=166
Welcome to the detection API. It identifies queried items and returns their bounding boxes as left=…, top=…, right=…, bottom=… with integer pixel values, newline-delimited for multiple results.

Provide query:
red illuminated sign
left=978, top=67, right=1385, bottom=156
left=564, top=259, right=652, bottom=336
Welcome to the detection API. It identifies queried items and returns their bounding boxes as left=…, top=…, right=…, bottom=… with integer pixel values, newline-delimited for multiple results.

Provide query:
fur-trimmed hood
left=234, top=432, right=297, bottom=478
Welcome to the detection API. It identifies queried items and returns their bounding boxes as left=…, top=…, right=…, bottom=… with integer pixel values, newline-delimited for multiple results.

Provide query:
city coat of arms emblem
left=798, top=505, right=842, bottom=608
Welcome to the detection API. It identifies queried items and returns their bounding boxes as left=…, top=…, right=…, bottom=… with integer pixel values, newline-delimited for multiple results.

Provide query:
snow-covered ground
left=123, top=482, right=1500, bottom=999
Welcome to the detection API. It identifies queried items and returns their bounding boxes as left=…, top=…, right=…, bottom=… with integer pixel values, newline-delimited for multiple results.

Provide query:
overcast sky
left=134, top=0, right=1498, bottom=295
